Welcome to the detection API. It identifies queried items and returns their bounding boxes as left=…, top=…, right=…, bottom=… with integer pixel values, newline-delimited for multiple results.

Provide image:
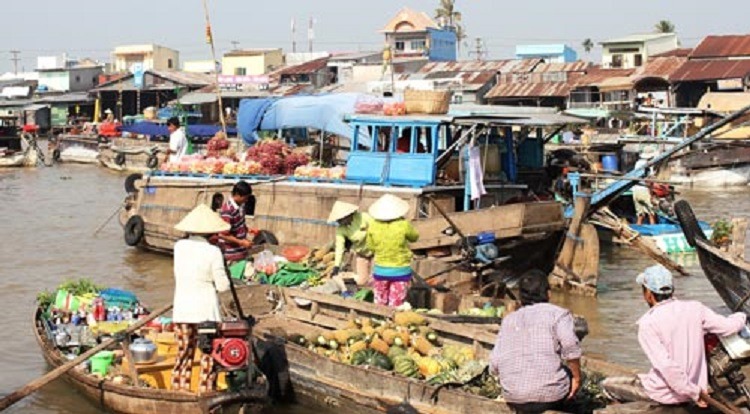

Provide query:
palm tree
left=435, top=0, right=467, bottom=53
left=654, top=20, right=676, bottom=33
left=582, top=38, right=594, bottom=54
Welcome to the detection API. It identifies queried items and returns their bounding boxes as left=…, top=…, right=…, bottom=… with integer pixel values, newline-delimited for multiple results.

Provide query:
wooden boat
left=99, top=137, right=166, bottom=173
left=223, top=285, right=697, bottom=414
left=0, top=134, right=38, bottom=168
left=53, top=134, right=101, bottom=164
left=32, top=307, right=267, bottom=414
left=675, top=200, right=750, bottom=314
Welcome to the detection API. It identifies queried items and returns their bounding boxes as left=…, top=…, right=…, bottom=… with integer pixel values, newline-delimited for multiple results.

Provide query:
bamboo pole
left=202, top=0, right=227, bottom=137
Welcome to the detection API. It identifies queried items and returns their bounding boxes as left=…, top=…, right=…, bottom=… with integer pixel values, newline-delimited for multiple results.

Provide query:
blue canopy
left=237, top=93, right=371, bottom=147
left=120, top=122, right=237, bottom=138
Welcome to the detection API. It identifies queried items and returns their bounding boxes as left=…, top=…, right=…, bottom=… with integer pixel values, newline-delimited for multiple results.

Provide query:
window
left=410, top=40, right=426, bottom=51
left=167, top=58, right=174, bottom=69
left=234, top=67, right=247, bottom=76
left=611, top=54, right=623, bottom=68
left=395, top=41, right=405, bottom=51
left=634, top=54, right=643, bottom=67
left=75, top=75, right=81, bottom=83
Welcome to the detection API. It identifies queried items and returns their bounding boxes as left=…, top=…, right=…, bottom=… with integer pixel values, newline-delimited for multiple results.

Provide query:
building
left=381, top=7, right=457, bottom=62
left=670, top=34, right=750, bottom=106
left=36, top=56, right=103, bottom=93
left=111, top=44, right=180, bottom=73
left=515, top=44, right=578, bottom=63
left=183, top=60, right=216, bottom=74
left=327, top=52, right=383, bottom=85
left=485, top=61, right=590, bottom=108
left=221, top=49, right=283, bottom=76
left=273, top=58, right=334, bottom=89
left=600, top=33, right=679, bottom=69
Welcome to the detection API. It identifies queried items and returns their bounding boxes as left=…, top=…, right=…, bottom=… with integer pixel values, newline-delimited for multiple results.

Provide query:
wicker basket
left=404, top=89, right=451, bottom=115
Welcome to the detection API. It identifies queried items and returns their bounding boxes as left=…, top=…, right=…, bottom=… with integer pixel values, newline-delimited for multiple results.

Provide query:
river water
left=0, top=164, right=748, bottom=413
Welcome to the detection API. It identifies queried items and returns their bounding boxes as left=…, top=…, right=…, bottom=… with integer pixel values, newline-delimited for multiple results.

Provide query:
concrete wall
left=222, top=50, right=283, bottom=76
left=645, top=35, right=679, bottom=58
left=183, top=60, right=215, bottom=73
left=602, top=35, right=677, bottom=69
left=112, top=44, right=180, bottom=72
left=67, top=67, right=103, bottom=92
left=38, top=71, right=69, bottom=92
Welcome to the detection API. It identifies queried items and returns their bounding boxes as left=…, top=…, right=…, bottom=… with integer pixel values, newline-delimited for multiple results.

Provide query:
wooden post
left=550, top=195, right=592, bottom=294
left=730, top=218, right=748, bottom=260
left=120, top=339, right=140, bottom=386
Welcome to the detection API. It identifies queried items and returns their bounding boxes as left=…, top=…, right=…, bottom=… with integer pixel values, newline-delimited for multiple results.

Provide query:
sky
left=1, top=0, right=748, bottom=73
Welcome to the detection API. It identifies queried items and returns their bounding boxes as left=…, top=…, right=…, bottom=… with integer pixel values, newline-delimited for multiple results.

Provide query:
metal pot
left=129, top=338, right=157, bottom=364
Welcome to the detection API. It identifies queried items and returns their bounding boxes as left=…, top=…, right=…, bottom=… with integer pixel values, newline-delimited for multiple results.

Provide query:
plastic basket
left=404, top=89, right=451, bottom=115
left=90, top=351, right=114, bottom=375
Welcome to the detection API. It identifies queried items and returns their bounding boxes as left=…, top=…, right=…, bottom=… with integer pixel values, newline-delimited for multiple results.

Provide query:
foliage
left=654, top=20, right=676, bottom=33
left=58, top=278, right=103, bottom=296
left=582, top=38, right=594, bottom=53
left=711, top=218, right=733, bottom=245
left=569, top=371, right=609, bottom=412
left=37, top=290, right=55, bottom=308
left=435, top=0, right=466, bottom=50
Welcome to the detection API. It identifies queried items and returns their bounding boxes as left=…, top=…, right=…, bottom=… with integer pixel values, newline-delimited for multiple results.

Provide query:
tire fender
left=146, top=154, right=159, bottom=169
left=114, top=152, right=126, bottom=166
left=124, top=215, right=145, bottom=246
left=124, top=173, right=143, bottom=194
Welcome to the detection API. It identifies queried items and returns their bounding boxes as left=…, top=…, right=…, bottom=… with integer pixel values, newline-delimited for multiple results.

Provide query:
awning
left=178, top=92, right=217, bottom=106
left=564, top=108, right=611, bottom=119
left=596, top=77, right=634, bottom=92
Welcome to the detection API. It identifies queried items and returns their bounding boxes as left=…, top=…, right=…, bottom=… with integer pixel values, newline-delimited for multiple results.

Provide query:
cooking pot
left=129, top=338, right=157, bottom=364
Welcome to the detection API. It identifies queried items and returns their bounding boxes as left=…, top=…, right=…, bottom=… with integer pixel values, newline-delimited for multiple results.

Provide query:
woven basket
left=404, top=89, right=451, bottom=115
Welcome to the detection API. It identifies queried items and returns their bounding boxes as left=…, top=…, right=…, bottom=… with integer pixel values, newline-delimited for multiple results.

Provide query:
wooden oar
left=0, top=303, right=173, bottom=412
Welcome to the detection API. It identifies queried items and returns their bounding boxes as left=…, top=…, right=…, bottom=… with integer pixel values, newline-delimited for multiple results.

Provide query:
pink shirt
left=637, top=298, right=746, bottom=404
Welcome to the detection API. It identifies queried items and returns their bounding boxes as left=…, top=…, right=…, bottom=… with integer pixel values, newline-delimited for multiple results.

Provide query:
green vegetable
left=58, top=278, right=102, bottom=296
left=37, top=290, right=54, bottom=308
left=353, top=288, right=374, bottom=302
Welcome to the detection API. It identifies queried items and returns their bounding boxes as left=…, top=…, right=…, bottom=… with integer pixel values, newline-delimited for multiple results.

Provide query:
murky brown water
left=0, top=164, right=748, bottom=413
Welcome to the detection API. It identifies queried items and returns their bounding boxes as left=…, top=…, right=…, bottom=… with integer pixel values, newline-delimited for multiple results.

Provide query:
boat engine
left=705, top=326, right=750, bottom=410
left=197, top=320, right=251, bottom=371
left=466, top=232, right=499, bottom=264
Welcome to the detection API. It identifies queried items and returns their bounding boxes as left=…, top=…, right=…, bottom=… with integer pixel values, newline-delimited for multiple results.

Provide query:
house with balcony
left=381, top=7, right=457, bottom=62
left=600, top=33, right=679, bottom=69
left=111, top=44, right=179, bottom=73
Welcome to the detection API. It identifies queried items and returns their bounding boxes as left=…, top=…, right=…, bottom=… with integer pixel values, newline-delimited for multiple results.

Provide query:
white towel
left=468, top=146, right=487, bottom=201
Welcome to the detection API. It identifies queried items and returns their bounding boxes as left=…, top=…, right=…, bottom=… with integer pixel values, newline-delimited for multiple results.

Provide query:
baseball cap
left=636, top=265, right=674, bottom=294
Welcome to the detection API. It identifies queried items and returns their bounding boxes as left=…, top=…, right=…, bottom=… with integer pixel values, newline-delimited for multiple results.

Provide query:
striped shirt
left=219, top=197, right=248, bottom=262
left=490, top=303, right=581, bottom=404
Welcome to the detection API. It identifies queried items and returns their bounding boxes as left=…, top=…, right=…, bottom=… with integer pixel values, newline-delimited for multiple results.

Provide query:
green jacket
left=366, top=218, right=419, bottom=268
left=334, top=212, right=372, bottom=267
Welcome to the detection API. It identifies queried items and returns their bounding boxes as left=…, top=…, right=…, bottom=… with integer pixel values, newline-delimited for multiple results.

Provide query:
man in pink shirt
left=602, top=265, right=746, bottom=407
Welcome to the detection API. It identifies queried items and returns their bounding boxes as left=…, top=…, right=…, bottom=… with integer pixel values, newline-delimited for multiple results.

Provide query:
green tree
left=435, top=0, right=467, bottom=53
left=654, top=20, right=676, bottom=33
left=582, top=38, right=594, bottom=54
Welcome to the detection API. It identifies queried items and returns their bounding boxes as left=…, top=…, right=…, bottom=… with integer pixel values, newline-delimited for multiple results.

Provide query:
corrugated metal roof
left=93, top=70, right=212, bottom=92
left=485, top=82, right=571, bottom=99
left=651, top=48, right=693, bottom=58
left=572, top=67, right=635, bottom=87
left=36, top=92, right=94, bottom=104
left=273, top=58, right=330, bottom=76
left=531, top=61, right=590, bottom=73
left=223, top=48, right=281, bottom=58
left=670, top=59, right=750, bottom=82
left=418, top=59, right=541, bottom=75
left=632, top=56, right=687, bottom=81
left=691, top=35, right=750, bottom=59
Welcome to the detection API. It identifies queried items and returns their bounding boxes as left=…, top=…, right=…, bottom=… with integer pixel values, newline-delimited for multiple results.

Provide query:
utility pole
left=291, top=17, right=297, bottom=53
left=468, top=38, right=487, bottom=62
left=308, top=17, right=314, bottom=53
left=10, top=50, right=21, bottom=75
left=230, top=40, right=240, bottom=50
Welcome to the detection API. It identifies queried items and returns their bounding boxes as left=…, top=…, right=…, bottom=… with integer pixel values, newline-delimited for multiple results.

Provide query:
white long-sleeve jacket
left=172, top=236, right=230, bottom=323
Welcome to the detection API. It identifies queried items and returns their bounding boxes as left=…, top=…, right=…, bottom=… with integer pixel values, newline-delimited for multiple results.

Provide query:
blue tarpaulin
left=237, top=94, right=371, bottom=147
left=120, top=122, right=237, bottom=138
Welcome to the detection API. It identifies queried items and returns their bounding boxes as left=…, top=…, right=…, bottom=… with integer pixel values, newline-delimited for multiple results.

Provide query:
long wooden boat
left=675, top=200, right=750, bottom=314
left=222, top=285, right=697, bottom=414
left=33, top=307, right=267, bottom=414
left=54, top=134, right=101, bottom=164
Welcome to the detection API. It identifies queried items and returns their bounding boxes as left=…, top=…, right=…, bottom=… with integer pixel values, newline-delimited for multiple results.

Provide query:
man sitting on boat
left=489, top=271, right=582, bottom=413
left=171, top=204, right=231, bottom=393
left=328, top=201, right=372, bottom=285
left=601, top=265, right=747, bottom=407
left=366, top=194, right=419, bottom=307
left=217, top=181, right=254, bottom=265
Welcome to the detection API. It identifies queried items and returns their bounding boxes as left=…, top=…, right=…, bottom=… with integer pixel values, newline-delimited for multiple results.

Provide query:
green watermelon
left=351, top=349, right=393, bottom=371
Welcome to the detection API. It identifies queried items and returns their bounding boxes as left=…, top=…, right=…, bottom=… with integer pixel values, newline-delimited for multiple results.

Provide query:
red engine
left=197, top=320, right=251, bottom=371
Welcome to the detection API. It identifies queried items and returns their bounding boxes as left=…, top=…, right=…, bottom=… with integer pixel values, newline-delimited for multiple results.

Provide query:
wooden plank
left=730, top=218, right=748, bottom=260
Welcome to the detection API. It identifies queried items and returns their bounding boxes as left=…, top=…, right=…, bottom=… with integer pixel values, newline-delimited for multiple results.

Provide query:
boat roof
left=346, top=111, right=586, bottom=127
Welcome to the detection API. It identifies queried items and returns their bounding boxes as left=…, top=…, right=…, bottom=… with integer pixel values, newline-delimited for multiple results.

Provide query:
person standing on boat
left=328, top=201, right=373, bottom=285
left=366, top=194, right=419, bottom=307
left=171, top=204, right=231, bottom=393
left=489, top=271, right=582, bottom=413
left=633, top=148, right=657, bottom=225
left=217, top=181, right=254, bottom=264
left=601, top=265, right=746, bottom=407
left=165, top=117, right=188, bottom=163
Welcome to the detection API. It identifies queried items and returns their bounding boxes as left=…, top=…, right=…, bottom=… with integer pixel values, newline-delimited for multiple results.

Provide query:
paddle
left=0, top=303, right=173, bottom=412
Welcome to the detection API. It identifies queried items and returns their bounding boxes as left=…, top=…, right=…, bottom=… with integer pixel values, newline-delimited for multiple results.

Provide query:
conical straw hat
left=368, top=194, right=410, bottom=221
left=328, top=201, right=359, bottom=223
left=175, top=204, right=230, bottom=234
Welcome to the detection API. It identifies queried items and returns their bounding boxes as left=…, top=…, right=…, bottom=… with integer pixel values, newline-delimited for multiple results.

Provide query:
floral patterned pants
left=171, top=323, right=216, bottom=393
left=373, top=279, right=409, bottom=307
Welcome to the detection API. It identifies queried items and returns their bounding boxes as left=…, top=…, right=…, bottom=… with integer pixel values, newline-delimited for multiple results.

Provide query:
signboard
left=717, top=78, right=743, bottom=91
left=130, top=63, right=145, bottom=89
left=218, top=74, right=270, bottom=85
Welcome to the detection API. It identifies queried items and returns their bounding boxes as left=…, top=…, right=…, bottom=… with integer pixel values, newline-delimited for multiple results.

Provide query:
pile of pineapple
left=288, top=311, right=495, bottom=393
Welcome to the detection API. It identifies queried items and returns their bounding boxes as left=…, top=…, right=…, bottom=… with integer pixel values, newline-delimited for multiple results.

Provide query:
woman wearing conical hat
left=171, top=204, right=231, bottom=393
left=366, top=194, right=419, bottom=307
left=327, top=201, right=373, bottom=285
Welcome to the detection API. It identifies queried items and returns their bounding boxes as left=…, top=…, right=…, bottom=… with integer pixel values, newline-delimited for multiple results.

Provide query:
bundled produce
left=245, top=140, right=310, bottom=175
left=206, top=133, right=230, bottom=158
left=384, top=102, right=407, bottom=116
left=293, top=165, right=347, bottom=180
left=711, top=218, right=733, bottom=246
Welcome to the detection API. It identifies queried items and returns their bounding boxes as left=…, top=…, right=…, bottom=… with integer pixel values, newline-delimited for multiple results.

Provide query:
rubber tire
left=114, top=152, right=126, bottom=166
left=52, top=148, right=61, bottom=162
left=124, top=215, right=145, bottom=247
left=674, top=200, right=706, bottom=247
left=97, top=135, right=107, bottom=145
left=146, top=154, right=159, bottom=169
left=124, top=173, right=143, bottom=194
left=253, top=230, right=278, bottom=246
